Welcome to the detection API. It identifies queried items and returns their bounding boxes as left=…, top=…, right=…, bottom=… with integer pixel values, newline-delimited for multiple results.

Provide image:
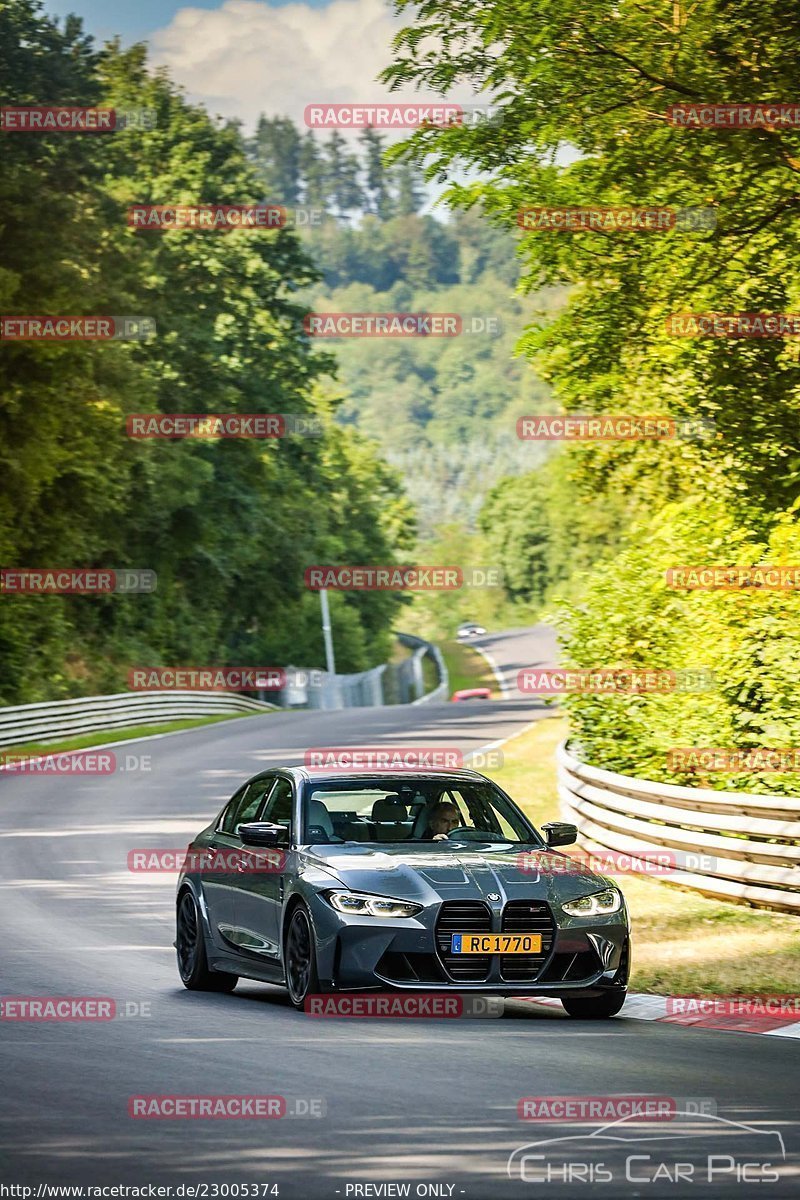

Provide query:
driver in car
left=421, top=800, right=462, bottom=841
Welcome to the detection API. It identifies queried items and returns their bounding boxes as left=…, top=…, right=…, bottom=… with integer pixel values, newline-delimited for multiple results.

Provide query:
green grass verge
left=485, top=715, right=800, bottom=995
left=3, top=710, right=272, bottom=759
left=440, top=638, right=500, bottom=698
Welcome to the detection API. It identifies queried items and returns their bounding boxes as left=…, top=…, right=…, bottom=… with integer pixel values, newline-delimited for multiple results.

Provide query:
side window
left=260, top=778, right=294, bottom=834
left=447, top=789, right=502, bottom=836
left=218, top=787, right=246, bottom=834
left=219, top=779, right=272, bottom=834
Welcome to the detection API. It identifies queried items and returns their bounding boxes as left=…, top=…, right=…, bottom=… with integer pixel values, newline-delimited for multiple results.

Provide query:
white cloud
left=149, top=0, right=410, bottom=131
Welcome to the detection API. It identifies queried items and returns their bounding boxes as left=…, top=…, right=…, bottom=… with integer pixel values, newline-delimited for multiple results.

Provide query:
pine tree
left=247, top=116, right=302, bottom=204
left=325, top=131, right=364, bottom=216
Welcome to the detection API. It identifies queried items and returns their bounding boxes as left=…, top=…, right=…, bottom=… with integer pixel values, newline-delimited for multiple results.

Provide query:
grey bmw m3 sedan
left=176, top=766, right=630, bottom=1017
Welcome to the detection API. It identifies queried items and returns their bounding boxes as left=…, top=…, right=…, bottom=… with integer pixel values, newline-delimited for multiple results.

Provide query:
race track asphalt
left=1, top=627, right=796, bottom=1198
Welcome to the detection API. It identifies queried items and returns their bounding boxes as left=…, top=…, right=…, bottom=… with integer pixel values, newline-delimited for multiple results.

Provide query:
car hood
left=303, top=843, right=614, bottom=906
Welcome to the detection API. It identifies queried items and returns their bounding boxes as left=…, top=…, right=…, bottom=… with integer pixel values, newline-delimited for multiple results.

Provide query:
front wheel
left=176, top=890, right=238, bottom=992
left=561, top=990, right=627, bottom=1019
left=284, top=905, right=321, bottom=1009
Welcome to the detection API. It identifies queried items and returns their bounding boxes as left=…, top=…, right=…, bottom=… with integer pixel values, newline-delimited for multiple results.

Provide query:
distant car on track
left=451, top=687, right=492, bottom=702
left=176, top=766, right=630, bottom=1016
left=457, top=622, right=487, bottom=640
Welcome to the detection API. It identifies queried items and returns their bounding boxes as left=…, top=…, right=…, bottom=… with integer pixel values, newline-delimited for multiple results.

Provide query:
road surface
left=0, top=627, right=796, bottom=1198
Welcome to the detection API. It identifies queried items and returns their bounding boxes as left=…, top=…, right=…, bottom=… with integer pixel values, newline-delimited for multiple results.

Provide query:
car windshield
left=303, top=777, right=542, bottom=846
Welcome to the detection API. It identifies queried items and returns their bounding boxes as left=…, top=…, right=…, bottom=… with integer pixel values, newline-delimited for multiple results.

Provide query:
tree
left=394, top=160, right=425, bottom=216
left=359, top=126, right=393, bottom=217
left=299, top=131, right=328, bottom=209
left=324, top=131, right=364, bottom=216
left=0, top=1, right=413, bottom=701
left=247, top=115, right=302, bottom=204
left=382, top=0, right=800, bottom=516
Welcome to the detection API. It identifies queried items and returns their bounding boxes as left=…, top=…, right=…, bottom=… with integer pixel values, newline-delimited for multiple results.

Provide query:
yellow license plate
left=451, top=933, right=542, bottom=954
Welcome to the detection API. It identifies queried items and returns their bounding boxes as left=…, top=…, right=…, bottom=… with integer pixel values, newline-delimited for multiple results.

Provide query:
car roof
left=247, top=765, right=491, bottom=786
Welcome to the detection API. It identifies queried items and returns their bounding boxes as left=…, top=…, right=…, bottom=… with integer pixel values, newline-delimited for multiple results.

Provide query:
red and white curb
left=517, top=993, right=800, bottom=1039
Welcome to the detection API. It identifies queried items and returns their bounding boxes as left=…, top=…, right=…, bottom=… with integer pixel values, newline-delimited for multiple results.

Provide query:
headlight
left=562, top=890, right=622, bottom=917
left=326, top=890, right=422, bottom=919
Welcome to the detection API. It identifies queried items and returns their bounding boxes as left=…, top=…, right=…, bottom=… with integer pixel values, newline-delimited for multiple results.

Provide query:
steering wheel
left=445, top=826, right=471, bottom=839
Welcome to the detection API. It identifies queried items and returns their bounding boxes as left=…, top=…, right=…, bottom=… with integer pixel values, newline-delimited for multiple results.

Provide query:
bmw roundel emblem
left=486, top=892, right=501, bottom=901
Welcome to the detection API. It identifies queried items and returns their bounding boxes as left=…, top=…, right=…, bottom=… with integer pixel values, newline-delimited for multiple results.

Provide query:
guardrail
left=0, top=634, right=451, bottom=746
left=291, top=634, right=449, bottom=710
left=0, top=690, right=277, bottom=751
left=557, top=741, right=800, bottom=914
left=396, top=633, right=450, bottom=705
left=300, top=664, right=388, bottom=711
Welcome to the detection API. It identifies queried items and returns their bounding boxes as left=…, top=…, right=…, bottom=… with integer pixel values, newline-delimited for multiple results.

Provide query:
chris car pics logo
left=507, top=1112, right=785, bottom=1185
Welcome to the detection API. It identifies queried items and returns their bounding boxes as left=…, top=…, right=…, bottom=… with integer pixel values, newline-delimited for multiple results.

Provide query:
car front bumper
left=307, top=893, right=629, bottom=997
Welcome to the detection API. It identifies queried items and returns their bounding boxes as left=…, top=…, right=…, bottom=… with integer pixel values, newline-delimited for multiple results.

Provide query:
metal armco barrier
left=301, top=664, right=388, bottom=711
left=0, top=690, right=277, bottom=750
left=0, top=634, right=451, bottom=745
left=397, top=633, right=449, bottom=705
left=557, top=741, right=800, bottom=914
left=296, top=633, right=449, bottom=710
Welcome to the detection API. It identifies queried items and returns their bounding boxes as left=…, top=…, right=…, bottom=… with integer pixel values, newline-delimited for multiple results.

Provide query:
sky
left=44, top=0, right=419, bottom=131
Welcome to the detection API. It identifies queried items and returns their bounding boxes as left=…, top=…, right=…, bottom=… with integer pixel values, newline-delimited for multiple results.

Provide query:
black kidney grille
left=435, top=900, right=492, bottom=981
left=500, top=899, right=555, bottom=981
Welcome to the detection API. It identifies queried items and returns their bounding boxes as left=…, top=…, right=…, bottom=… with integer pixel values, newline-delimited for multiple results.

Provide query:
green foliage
left=0, top=1, right=414, bottom=703
left=302, top=217, right=558, bottom=535
left=380, top=0, right=800, bottom=785
left=400, top=523, right=527, bottom=640
left=246, top=116, right=427, bottom=222
left=244, top=120, right=560, bottom=534
left=381, top=0, right=800, bottom=517
left=554, top=496, right=800, bottom=795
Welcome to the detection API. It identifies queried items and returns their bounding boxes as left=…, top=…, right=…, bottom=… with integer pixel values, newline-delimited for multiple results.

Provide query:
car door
left=202, top=777, right=274, bottom=951
left=231, top=775, right=295, bottom=969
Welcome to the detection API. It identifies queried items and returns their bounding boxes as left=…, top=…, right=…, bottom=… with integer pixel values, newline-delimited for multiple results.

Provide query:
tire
left=176, top=890, right=238, bottom=992
left=561, top=990, right=627, bottom=1019
left=284, top=904, right=321, bottom=1010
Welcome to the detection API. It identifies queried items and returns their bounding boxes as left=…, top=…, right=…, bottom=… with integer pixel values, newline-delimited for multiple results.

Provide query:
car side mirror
left=238, top=821, right=288, bottom=847
left=542, top=821, right=578, bottom=848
